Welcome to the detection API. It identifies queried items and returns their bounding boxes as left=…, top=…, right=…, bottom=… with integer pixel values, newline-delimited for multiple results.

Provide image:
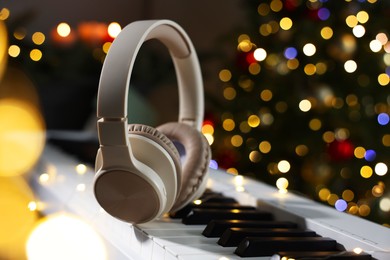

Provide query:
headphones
left=94, top=20, right=211, bottom=224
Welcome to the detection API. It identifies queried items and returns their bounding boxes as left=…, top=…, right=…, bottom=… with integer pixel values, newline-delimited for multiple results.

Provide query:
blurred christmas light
left=0, top=7, right=10, bottom=20
left=0, top=99, right=46, bottom=176
left=57, top=22, right=71, bottom=37
left=318, top=8, right=330, bottom=20
left=369, top=39, right=382, bottom=52
left=377, top=113, right=389, bottom=125
left=8, top=45, right=20, bottom=57
left=284, top=47, right=298, bottom=59
left=352, top=25, right=365, bottom=38
left=32, top=32, right=45, bottom=45
left=356, top=11, right=369, bottom=23
left=276, top=177, right=289, bottom=193
left=346, top=15, right=358, bottom=28
left=303, top=43, right=316, bottom=56
left=320, top=26, right=333, bottom=39
left=379, top=198, right=390, bottom=212
left=377, top=73, right=389, bottom=86
left=30, top=49, right=42, bottom=61
left=219, top=69, right=232, bottom=82
left=107, top=22, right=121, bottom=38
left=375, top=162, right=388, bottom=176
left=354, top=146, right=366, bottom=159
left=360, top=165, right=373, bottom=178
left=364, top=149, right=376, bottom=161
left=335, top=199, right=348, bottom=211
left=0, top=20, right=7, bottom=79
left=299, top=99, right=312, bottom=112
left=259, top=141, right=271, bottom=153
left=277, top=160, right=291, bottom=173
left=253, top=48, right=267, bottom=61
left=279, top=17, right=293, bottom=30
left=344, top=60, right=357, bottom=73
left=342, top=189, right=354, bottom=201
left=26, top=213, right=107, bottom=260
left=209, top=160, right=218, bottom=170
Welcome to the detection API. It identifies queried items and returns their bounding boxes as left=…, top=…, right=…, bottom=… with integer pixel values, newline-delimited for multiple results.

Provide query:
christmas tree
left=208, top=0, right=390, bottom=226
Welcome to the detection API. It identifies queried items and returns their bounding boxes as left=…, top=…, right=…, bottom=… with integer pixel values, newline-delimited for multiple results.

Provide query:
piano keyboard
left=30, top=145, right=390, bottom=259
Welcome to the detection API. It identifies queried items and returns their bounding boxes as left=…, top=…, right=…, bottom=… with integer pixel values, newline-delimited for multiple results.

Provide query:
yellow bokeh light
left=30, top=49, right=42, bottom=61
left=378, top=73, right=389, bottom=86
left=372, top=185, right=384, bottom=197
left=346, top=15, right=358, bottom=28
left=319, top=188, right=330, bottom=201
left=203, top=133, right=214, bottom=145
left=0, top=8, right=10, bottom=20
left=270, top=0, right=283, bottom=12
left=358, top=204, right=370, bottom=216
left=75, top=164, right=87, bottom=175
left=0, top=99, right=46, bottom=176
left=320, top=26, right=333, bottom=40
left=32, top=32, right=45, bottom=45
left=223, top=86, right=236, bottom=100
left=276, top=177, right=289, bottom=191
left=8, top=45, right=20, bottom=58
left=354, top=146, right=366, bottom=159
left=219, top=69, right=232, bottom=82
left=222, top=118, right=235, bottom=131
left=0, top=176, right=37, bottom=258
left=107, top=22, right=121, bottom=38
left=202, top=124, right=214, bottom=135
left=238, top=40, right=252, bottom=52
left=327, top=194, right=339, bottom=206
left=356, top=11, right=369, bottom=24
left=227, top=167, right=239, bottom=175
left=26, top=213, right=107, bottom=260
left=295, top=144, right=308, bottom=156
left=382, top=134, right=390, bottom=146
left=259, top=141, right=271, bottom=153
left=304, top=63, right=316, bottom=75
left=342, top=189, right=354, bottom=201
left=0, top=20, right=7, bottom=80
left=102, top=42, right=111, bottom=54
left=279, top=17, right=293, bottom=30
left=379, top=198, right=390, bottom=212
left=309, top=118, right=322, bottom=131
left=258, top=3, right=270, bottom=16
left=239, top=121, right=250, bottom=133
left=249, top=151, right=261, bottom=163
left=248, top=62, right=261, bottom=75
left=248, top=115, right=260, bottom=128
left=360, top=165, right=373, bottom=178
left=231, top=135, right=243, bottom=147
left=323, top=131, right=335, bottom=143
left=287, top=58, right=299, bottom=70
left=260, top=89, right=273, bottom=101
left=57, top=22, right=71, bottom=37
left=13, top=28, right=26, bottom=40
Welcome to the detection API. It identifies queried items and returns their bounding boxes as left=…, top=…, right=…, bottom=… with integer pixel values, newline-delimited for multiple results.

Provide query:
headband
left=97, top=20, right=204, bottom=147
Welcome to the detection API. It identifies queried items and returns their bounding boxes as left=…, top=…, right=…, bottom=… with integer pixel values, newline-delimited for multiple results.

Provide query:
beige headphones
left=94, top=20, right=211, bottom=224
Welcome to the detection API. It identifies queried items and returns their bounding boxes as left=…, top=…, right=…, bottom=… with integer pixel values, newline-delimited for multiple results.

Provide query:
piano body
left=30, top=145, right=390, bottom=259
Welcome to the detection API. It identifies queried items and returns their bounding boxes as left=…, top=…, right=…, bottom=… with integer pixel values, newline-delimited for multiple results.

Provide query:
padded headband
left=97, top=20, right=204, bottom=147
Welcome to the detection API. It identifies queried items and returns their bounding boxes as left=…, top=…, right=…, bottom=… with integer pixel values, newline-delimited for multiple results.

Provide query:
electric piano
left=30, top=144, right=390, bottom=259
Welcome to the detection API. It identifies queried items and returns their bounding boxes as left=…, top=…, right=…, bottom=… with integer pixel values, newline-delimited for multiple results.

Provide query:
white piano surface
left=30, top=145, right=390, bottom=260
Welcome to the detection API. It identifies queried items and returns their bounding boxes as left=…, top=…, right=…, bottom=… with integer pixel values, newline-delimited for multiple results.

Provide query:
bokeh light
left=26, top=213, right=107, bottom=260
left=57, top=22, right=71, bottom=37
left=0, top=99, right=46, bottom=176
left=0, top=20, right=7, bottom=80
left=107, top=22, right=121, bottom=38
left=0, top=177, right=37, bottom=259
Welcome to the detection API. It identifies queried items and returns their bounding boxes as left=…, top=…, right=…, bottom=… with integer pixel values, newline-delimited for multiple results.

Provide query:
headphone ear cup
left=157, top=122, right=211, bottom=212
left=128, top=124, right=182, bottom=213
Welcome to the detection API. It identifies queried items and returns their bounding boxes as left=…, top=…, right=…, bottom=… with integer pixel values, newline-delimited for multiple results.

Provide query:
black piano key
left=218, top=227, right=317, bottom=247
left=182, top=208, right=274, bottom=225
left=276, top=250, right=372, bottom=259
left=169, top=202, right=256, bottom=219
left=234, top=237, right=338, bottom=257
left=202, top=219, right=298, bottom=237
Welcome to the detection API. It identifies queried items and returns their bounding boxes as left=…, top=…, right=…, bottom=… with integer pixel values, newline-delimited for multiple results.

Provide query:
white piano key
left=144, top=226, right=205, bottom=237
